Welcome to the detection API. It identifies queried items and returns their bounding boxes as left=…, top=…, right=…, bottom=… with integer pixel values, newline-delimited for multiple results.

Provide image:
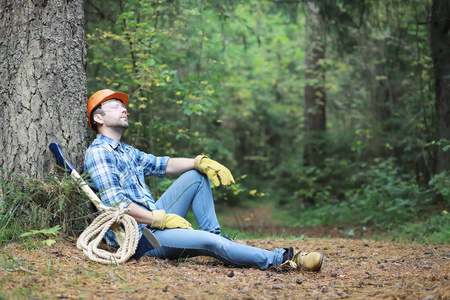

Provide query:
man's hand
left=151, top=209, right=193, bottom=230
left=194, top=155, right=235, bottom=187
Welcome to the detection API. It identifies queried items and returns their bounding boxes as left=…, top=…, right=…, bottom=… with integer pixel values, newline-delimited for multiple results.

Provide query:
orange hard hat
left=87, top=89, right=129, bottom=130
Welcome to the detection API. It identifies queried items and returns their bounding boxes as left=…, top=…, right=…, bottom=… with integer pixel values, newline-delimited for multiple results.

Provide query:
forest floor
left=0, top=206, right=449, bottom=299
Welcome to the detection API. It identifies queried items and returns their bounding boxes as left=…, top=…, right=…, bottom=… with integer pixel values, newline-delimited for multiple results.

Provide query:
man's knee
left=182, top=169, right=209, bottom=183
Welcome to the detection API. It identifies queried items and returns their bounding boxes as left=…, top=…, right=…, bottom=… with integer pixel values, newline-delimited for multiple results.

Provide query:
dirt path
left=1, top=236, right=449, bottom=299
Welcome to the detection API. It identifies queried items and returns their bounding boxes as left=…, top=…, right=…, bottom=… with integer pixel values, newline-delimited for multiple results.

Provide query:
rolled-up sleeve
left=134, top=147, right=170, bottom=178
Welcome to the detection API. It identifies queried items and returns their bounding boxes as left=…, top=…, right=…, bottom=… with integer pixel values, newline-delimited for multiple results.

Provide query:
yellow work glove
left=151, top=209, right=193, bottom=230
left=194, top=155, right=235, bottom=187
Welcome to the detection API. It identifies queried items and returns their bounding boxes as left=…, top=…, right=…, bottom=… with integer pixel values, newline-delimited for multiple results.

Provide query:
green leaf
left=19, top=225, right=61, bottom=238
left=42, top=239, right=56, bottom=246
left=39, top=225, right=61, bottom=236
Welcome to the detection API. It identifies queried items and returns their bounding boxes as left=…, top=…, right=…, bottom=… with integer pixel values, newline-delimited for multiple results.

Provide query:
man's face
left=98, top=99, right=129, bottom=130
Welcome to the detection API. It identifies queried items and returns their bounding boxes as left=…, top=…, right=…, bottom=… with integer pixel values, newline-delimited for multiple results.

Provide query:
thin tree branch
left=85, top=0, right=116, bottom=24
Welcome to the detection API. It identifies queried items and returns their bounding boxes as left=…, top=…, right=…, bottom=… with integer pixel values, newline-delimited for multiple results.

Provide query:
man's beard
left=111, top=122, right=129, bottom=134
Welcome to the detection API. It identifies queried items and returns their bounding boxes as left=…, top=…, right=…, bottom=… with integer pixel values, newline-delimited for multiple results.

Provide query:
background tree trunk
left=0, top=0, right=89, bottom=183
left=431, top=0, right=450, bottom=173
left=303, top=1, right=326, bottom=167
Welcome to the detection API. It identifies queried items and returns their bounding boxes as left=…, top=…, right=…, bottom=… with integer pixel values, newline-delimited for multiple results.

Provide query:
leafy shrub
left=289, top=157, right=435, bottom=229
left=342, top=158, right=433, bottom=227
left=390, top=211, right=449, bottom=244
left=0, top=172, right=95, bottom=245
left=429, top=171, right=450, bottom=204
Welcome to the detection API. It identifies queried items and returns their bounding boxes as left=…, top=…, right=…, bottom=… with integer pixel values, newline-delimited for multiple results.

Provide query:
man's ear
left=93, top=114, right=104, bottom=126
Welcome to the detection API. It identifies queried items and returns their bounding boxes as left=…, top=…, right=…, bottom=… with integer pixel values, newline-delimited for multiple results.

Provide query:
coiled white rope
left=76, top=208, right=139, bottom=264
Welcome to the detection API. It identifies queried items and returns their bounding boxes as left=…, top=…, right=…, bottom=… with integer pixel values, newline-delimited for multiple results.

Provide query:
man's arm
left=164, top=157, right=195, bottom=175
left=165, top=156, right=235, bottom=187
left=126, top=202, right=155, bottom=224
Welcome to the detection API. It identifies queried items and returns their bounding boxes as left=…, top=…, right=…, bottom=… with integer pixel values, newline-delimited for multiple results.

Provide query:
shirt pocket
left=119, top=172, right=133, bottom=188
left=117, top=160, right=135, bottom=188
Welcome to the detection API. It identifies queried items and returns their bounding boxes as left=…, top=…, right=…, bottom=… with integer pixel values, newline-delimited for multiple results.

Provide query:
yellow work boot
left=282, top=248, right=324, bottom=271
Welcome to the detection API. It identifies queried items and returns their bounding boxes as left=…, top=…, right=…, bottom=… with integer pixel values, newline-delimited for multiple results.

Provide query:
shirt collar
left=97, top=134, right=121, bottom=150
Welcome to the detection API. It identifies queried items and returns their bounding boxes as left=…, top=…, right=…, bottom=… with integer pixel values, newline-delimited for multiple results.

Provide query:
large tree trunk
left=303, top=1, right=326, bottom=167
left=0, top=0, right=89, bottom=183
left=431, top=0, right=450, bottom=173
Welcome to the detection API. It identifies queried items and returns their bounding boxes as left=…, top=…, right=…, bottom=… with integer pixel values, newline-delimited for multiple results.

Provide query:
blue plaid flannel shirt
left=84, top=134, right=170, bottom=246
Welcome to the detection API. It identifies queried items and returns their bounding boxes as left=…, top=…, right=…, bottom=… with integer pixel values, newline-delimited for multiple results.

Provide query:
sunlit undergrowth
left=274, top=157, right=449, bottom=244
left=0, top=172, right=96, bottom=246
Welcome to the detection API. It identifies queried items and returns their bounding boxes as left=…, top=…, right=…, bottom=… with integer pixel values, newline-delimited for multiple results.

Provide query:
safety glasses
left=101, top=100, right=126, bottom=111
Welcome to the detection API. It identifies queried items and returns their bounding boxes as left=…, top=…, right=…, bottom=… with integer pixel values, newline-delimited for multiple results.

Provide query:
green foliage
left=19, top=225, right=61, bottom=246
left=0, top=173, right=95, bottom=245
left=341, top=158, right=433, bottom=227
left=287, top=157, right=435, bottom=229
left=429, top=171, right=450, bottom=203
left=386, top=211, right=450, bottom=244
left=82, top=0, right=443, bottom=242
left=427, top=138, right=450, bottom=153
left=85, top=0, right=435, bottom=177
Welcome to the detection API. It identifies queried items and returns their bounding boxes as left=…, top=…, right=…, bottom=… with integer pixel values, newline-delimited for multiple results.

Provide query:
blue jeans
left=145, top=170, right=285, bottom=270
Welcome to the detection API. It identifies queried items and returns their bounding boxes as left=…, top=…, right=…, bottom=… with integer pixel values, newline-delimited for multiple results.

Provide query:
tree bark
left=303, top=1, right=326, bottom=167
left=0, top=0, right=89, bottom=183
left=431, top=0, right=450, bottom=173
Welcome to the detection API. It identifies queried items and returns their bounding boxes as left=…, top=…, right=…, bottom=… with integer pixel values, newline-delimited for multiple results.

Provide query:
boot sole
left=314, top=253, right=324, bottom=272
